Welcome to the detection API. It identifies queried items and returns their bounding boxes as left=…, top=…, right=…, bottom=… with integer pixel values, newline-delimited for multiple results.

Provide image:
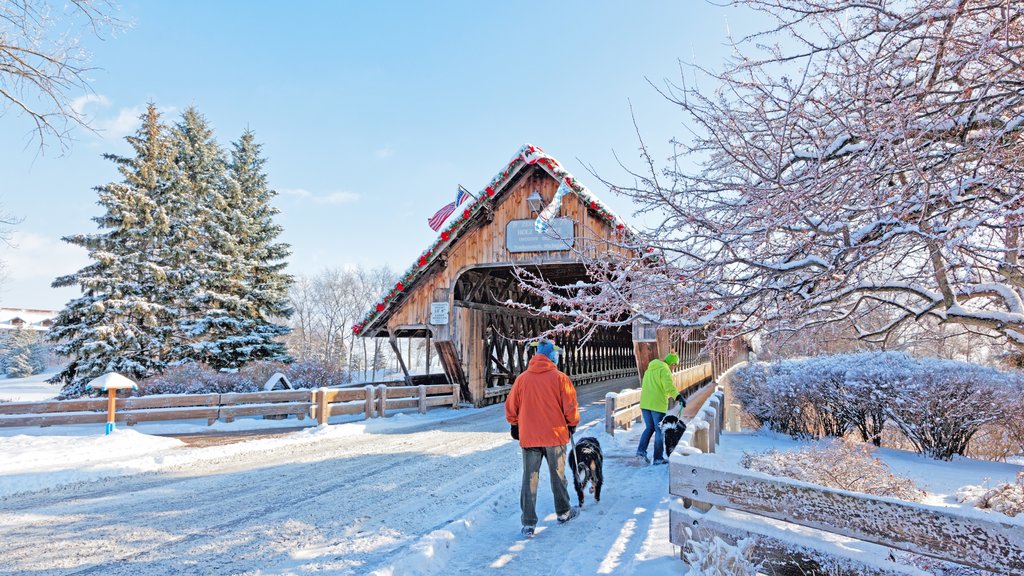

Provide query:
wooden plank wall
left=381, top=166, right=634, bottom=405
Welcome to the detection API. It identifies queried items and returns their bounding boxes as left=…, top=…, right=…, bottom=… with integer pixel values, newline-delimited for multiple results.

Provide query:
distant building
left=0, top=308, right=58, bottom=332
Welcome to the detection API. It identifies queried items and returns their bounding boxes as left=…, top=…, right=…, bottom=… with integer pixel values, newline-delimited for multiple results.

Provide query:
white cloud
left=71, top=93, right=111, bottom=116
left=71, top=100, right=179, bottom=141
left=282, top=188, right=360, bottom=205
left=375, top=147, right=394, bottom=159
left=2, top=231, right=89, bottom=283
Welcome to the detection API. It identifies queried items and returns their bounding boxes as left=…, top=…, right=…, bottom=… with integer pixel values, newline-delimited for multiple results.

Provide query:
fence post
left=417, top=385, right=427, bottom=414
left=728, top=403, right=741, bottom=432
left=709, top=397, right=722, bottom=447
left=317, top=387, right=330, bottom=426
left=364, top=385, right=375, bottom=419
left=605, top=392, right=617, bottom=436
left=703, top=408, right=718, bottom=451
left=377, top=385, right=388, bottom=418
left=451, top=381, right=460, bottom=408
left=716, top=391, right=726, bottom=437
left=687, top=422, right=714, bottom=513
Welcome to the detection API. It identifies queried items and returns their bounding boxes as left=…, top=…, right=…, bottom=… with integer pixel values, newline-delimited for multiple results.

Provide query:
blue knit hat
left=536, top=340, right=559, bottom=362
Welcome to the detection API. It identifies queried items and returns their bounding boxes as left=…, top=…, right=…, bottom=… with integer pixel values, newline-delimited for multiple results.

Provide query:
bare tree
left=518, top=0, right=1024, bottom=353
left=1, top=0, right=122, bottom=152
left=285, top=265, right=397, bottom=382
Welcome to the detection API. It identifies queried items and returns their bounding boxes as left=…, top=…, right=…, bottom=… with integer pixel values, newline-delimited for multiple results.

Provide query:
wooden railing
left=0, top=383, right=460, bottom=429
left=668, top=458, right=1024, bottom=575
left=603, top=362, right=712, bottom=436
left=667, top=383, right=1024, bottom=575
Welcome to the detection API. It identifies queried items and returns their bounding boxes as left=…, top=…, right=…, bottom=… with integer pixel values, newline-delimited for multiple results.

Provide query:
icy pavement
left=0, top=377, right=687, bottom=575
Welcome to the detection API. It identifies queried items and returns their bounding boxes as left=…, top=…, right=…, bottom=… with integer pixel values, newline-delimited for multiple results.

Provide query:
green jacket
left=639, top=358, right=677, bottom=413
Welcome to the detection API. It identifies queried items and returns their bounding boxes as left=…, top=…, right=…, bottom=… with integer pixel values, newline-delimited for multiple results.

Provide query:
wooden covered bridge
left=353, top=145, right=716, bottom=406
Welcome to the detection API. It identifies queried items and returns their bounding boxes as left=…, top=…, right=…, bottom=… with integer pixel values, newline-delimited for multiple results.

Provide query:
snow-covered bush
left=734, top=352, right=1016, bottom=459
left=683, top=535, right=758, bottom=576
left=138, top=363, right=262, bottom=396
left=886, top=360, right=1002, bottom=461
left=134, top=360, right=347, bottom=397
left=956, top=472, right=1024, bottom=518
left=732, top=361, right=817, bottom=437
left=844, top=352, right=916, bottom=446
left=801, top=355, right=856, bottom=438
left=742, top=439, right=925, bottom=501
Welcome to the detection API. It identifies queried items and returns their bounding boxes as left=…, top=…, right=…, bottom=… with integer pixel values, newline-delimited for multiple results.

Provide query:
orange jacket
left=505, top=354, right=580, bottom=448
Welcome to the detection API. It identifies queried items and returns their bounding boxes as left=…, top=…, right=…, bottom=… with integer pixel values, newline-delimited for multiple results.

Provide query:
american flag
left=428, top=186, right=474, bottom=231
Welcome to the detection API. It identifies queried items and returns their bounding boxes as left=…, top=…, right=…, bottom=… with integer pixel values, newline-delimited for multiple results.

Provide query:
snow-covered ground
left=3, top=375, right=1021, bottom=575
left=0, top=378, right=687, bottom=575
left=0, top=370, right=63, bottom=402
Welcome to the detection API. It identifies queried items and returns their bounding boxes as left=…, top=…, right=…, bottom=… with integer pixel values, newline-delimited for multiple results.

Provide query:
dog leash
left=568, top=429, right=583, bottom=497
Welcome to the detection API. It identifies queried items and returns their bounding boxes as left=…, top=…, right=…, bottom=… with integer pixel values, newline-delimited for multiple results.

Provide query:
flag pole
left=458, top=184, right=478, bottom=200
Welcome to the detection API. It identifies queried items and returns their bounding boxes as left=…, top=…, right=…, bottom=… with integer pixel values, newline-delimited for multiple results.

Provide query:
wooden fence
left=0, top=383, right=460, bottom=429
left=666, top=390, right=1024, bottom=575
left=603, top=362, right=712, bottom=435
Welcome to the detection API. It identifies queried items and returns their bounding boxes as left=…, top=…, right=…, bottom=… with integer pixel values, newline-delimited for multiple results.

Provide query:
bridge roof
left=353, top=144, right=638, bottom=337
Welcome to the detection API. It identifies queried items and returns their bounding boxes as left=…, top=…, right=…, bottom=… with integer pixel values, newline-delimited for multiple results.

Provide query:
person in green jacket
left=635, top=352, right=684, bottom=465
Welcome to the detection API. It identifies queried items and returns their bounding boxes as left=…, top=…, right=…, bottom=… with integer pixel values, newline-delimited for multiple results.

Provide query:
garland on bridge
left=352, top=144, right=650, bottom=335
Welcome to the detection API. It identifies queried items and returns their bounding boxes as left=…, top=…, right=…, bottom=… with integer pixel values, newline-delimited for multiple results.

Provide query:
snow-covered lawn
left=0, top=379, right=686, bottom=575
left=0, top=370, right=62, bottom=402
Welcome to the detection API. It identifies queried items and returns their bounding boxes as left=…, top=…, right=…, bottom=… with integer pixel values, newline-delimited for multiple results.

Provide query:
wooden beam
left=388, top=333, right=413, bottom=385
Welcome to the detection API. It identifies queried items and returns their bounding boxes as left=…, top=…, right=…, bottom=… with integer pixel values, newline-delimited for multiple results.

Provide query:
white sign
left=429, top=302, right=449, bottom=325
left=505, top=218, right=575, bottom=253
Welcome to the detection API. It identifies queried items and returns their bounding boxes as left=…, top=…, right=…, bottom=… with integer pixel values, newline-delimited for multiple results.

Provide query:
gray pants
left=520, top=445, right=571, bottom=527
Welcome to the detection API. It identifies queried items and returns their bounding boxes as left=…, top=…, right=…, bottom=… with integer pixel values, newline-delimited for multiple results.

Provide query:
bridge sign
left=505, top=218, right=575, bottom=253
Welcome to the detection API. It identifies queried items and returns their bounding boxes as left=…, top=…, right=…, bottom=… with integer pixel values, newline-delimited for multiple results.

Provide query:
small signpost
left=85, top=373, right=138, bottom=435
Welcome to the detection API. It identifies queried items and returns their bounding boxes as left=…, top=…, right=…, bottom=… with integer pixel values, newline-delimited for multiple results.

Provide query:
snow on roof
left=0, top=308, right=58, bottom=331
left=353, top=144, right=638, bottom=336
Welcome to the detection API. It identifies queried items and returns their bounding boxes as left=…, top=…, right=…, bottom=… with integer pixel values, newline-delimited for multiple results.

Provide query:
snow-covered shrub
left=985, top=372, right=1024, bottom=460
left=742, top=439, right=925, bottom=501
left=886, top=360, right=1002, bottom=461
left=137, top=363, right=261, bottom=396
left=732, top=361, right=817, bottom=437
left=957, top=472, right=1024, bottom=518
left=683, top=535, right=758, bottom=576
left=801, top=355, right=856, bottom=438
left=135, top=360, right=347, bottom=396
left=844, top=352, right=916, bottom=446
left=276, top=360, right=347, bottom=389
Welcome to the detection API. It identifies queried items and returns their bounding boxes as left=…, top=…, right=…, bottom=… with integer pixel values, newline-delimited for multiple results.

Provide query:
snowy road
left=0, top=377, right=689, bottom=575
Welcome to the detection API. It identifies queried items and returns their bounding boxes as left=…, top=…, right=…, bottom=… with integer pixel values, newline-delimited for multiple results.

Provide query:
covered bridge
left=354, top=144, right=708, bottom=406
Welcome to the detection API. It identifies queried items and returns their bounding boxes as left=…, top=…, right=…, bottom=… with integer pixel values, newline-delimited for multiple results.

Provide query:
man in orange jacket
left=505, top=339, right=580, bottom=537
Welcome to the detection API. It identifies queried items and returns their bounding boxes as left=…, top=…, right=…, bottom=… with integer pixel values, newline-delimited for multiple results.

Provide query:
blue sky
left=0, top=1, right=751, bottom=309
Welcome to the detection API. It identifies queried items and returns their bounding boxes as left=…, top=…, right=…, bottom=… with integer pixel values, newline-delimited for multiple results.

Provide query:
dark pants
left=636, top=408, right=666, bottom=461
left=520, top=445, right=571, bottom=527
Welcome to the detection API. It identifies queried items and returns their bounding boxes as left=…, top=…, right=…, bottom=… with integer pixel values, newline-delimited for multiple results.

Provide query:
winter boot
left=557, top=506, right=580, bottom=524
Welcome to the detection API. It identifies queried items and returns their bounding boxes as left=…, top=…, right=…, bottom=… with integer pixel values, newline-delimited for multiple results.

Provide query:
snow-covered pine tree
left=29, top=337, right=48, bottom=374
left=172, top=110, right=293, bottom=370
left=48, top=104, right=178, bottom=396
left=167, top=107, right=237, bottom=368
left=215, top=129, right=294, bottom=367
left=5, top=328, right=35, bottom=378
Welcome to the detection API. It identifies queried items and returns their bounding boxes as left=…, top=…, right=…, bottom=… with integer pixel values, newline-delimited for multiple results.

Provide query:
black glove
left=675, top=393, right=686, bottom=406
left=510, top=425, right=519, bottom=440
left=568, top=425, right=576, bottom=435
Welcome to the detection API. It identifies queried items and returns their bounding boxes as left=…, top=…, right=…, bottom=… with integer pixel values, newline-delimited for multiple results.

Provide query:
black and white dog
left=659, top=415, right=687, bottom=458
left=569, top=436, right=603, bottom=508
